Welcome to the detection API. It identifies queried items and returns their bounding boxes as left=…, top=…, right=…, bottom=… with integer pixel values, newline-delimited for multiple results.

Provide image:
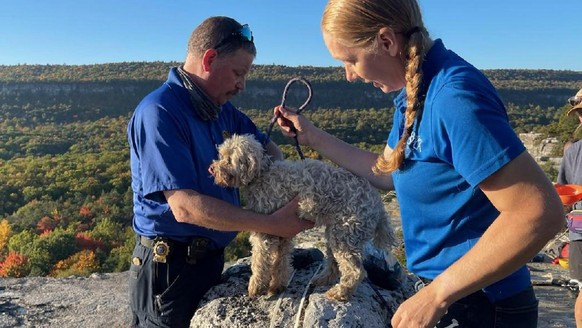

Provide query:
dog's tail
left=373, top=211, right=397, bottom=252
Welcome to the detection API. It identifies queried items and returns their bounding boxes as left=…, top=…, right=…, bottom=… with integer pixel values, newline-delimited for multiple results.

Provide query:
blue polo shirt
left=127, top=67, right=267, bottom=248
left=388, top=39, right=530, bottom=301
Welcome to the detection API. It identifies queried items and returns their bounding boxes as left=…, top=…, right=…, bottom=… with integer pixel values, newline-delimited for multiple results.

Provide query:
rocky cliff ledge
left=0, top=227, right=418, bottom=328
left=520, top=132, right=561, bottom=170
left=0, top=241, right=576, bottom=327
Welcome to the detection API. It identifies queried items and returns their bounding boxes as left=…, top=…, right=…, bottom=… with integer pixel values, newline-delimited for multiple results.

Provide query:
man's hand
left=270, top=195, right=315, bottom=238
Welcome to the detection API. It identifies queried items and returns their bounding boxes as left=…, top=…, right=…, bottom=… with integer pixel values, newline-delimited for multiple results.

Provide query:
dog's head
left=209, top=134, right=270, bottom=188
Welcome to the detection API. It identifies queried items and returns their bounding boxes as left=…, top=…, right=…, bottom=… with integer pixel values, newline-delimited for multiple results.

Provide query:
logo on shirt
left=406, top=131, right=423, bottom=154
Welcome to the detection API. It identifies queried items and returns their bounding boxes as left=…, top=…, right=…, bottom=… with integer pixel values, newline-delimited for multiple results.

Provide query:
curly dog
left=209, top=134, right=396, bottom=301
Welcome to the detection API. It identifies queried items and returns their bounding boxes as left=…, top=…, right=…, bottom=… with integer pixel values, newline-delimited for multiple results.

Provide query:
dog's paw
left=248, top=280, right=267, bottom=298
left=267, top=285, right=286, bottom=297
left=324, top=285, right=351, bottom=302
left=248, top=286, right=267, bottom=299
left=247, top=286, right=259, bottom=299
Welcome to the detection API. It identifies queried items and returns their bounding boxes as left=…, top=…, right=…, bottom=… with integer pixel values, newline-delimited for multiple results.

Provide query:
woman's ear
left=377, top=27, right=400, bottom=57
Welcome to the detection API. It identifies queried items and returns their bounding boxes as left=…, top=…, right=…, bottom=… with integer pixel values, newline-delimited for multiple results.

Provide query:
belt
left=140, top=236, right=154, bottom=248
left=140, top=235, right=223, bottom=264
left=419, top=277, right=433, bottom=285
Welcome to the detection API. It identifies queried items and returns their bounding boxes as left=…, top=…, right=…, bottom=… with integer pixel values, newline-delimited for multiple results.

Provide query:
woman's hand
left=391, top=282, right=450, bottom=328
left=274, top=105, right=317, bottom=147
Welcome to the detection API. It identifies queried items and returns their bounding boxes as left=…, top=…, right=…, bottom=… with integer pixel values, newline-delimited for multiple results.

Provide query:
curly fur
left=210, top=134, right=396, bottom=301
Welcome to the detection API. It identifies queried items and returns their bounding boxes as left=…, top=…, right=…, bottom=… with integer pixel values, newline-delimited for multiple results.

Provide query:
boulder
left=190, top=246, right=418, bottom=328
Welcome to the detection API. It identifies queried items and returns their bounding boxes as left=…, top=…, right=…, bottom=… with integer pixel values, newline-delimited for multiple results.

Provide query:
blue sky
left=1, top=0, right=581, bottom=71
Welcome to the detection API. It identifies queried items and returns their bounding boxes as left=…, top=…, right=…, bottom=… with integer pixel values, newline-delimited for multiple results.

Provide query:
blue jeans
left=436, top=286, right=538, bottom=328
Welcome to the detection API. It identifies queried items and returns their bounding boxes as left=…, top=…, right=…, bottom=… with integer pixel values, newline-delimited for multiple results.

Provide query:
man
left=558, top=87, right=582, bottom=328
left=127, top=16, right=313, bottom=327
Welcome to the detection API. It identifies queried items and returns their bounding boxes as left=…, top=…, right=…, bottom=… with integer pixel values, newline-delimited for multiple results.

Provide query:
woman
left=275, top=0, right=564, bottom=327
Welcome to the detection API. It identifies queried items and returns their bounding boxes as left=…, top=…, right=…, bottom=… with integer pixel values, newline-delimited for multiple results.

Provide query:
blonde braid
left=373, top=29, right=426, bottom=175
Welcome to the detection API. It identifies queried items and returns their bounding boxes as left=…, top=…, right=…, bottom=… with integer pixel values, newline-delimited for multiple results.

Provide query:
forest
left=0, top=63, right=580, bottom=277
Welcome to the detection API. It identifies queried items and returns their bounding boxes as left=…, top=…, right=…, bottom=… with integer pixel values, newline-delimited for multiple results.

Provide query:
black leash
left=264, top=77, right=312, bottom=160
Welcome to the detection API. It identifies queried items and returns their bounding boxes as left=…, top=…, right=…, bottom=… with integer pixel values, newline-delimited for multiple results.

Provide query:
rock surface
left=0, top=272, right=129, bottom=327
left=190, top=246, right=416, bottom=328
left=520, top=132, right=562, bottom=169
left=0, top=251, right=577, bottom=327
left=0, top=259, right=576, bottom=328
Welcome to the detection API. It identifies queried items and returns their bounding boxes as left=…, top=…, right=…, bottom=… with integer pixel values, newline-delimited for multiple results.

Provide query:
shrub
left=224, top=231, right=251, bottom=262
left=0, top=252, right=29, bottom=277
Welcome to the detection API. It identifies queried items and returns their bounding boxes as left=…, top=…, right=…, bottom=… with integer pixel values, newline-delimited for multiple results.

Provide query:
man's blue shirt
left=388, top=39, right=529, bottom=301
left=128, top=67, right=267, bottom=248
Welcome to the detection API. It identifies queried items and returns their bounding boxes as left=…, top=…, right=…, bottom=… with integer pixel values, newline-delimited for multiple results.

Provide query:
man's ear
left=377, top=27, right=400, bottom=57
left=201, top=49, right=218, bottom=73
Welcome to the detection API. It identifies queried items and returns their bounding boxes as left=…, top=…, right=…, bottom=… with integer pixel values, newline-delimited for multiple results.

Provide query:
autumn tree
left=75, top=231, right=105, bottom=251
left=36, top=215, right=58, bottom=234
left=15, top=227, right=78, bottom=276
left=101, top=226, right=135, bottom=273
left=0, top=219, right=12, bottom=257
left=50, top=249, right=99, bottom=278
left=0, top=252, right=29, bottom=277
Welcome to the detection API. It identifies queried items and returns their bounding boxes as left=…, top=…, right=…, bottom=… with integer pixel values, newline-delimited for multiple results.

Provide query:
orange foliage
left=39, top=230, right=52, bottom=238
left=79, top=206, right=93, bottom=218
left=50, top=250, right=99, bottom=277
left=36, top=216, right=57, bottom=233
left=0, top=252, right=28, bottom=277
left=75, top=232, right=105, bottom=250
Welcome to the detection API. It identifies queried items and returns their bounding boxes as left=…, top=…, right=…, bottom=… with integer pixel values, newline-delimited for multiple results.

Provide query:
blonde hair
left=322, top=0, right=430, bottom=174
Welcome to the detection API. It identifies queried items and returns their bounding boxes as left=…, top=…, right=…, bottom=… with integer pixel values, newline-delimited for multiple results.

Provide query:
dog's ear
left=238, top=134, right=265, bottom=185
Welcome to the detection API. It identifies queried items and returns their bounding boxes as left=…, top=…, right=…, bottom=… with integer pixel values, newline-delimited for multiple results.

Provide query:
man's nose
left=237, top=80, right=246, bottom=91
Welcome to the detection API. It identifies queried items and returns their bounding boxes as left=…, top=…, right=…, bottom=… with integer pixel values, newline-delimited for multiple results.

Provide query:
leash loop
left=264, top=77, right=312, bottom=160
left=280, top=76, right=312, bottom=115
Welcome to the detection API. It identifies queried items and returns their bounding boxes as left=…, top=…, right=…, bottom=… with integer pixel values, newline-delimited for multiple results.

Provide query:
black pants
left=436, top=286, right=538, bottom=328
left=129, top=236, right=224, bottom=328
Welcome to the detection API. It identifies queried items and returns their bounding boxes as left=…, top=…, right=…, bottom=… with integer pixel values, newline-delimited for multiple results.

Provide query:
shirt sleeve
left=430, top=83, right=525, bottom=186
left=130, top=103, right=198, bottom=199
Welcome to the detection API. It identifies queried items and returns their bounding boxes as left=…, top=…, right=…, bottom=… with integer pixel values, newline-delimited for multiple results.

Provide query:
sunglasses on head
left=569, top=96, right=582, bottom=107
left=214, top=24, right=254, bottom=50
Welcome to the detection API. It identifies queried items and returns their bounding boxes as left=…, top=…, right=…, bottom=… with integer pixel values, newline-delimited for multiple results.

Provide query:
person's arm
left=275, top=106, right=394, bottom=190
left=435, top=151, right=564, bottom=297
left=391, top=151, right=565, bottom=327
left=164, top=189, right=313, bottom=238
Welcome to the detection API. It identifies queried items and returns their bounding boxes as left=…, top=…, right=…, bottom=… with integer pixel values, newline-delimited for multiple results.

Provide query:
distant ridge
left=1, top=62, right=581, bottom=85
left=0, top=61, right=582, bottom=124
